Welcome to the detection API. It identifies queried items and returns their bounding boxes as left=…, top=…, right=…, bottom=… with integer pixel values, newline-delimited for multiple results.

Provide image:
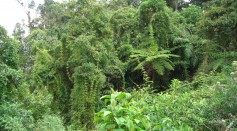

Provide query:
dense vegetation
left=0, top=0, right=237, bottom=130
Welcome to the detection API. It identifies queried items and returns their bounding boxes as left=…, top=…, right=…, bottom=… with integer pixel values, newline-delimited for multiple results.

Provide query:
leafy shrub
left=0, top=63, right=23, bottom=101
left=0, top=102, right=34, bottom=131
left=95, top=86, right=209, bottom=130
left=95, top=66, right=237, bottom=130
left=95, top=89, right=151, bottom=131
left=18, top=85, right=53, bottom=120
left=35, top=115, right=65, bottom=131
left=202, top=61, right=237, bottom=130
left=181, top=5, right=202, bottom=25
left=231, top=61, right=237, bottom=84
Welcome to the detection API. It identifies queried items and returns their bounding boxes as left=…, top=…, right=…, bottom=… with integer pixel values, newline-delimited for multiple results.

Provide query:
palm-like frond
left=160, top=59, right=174, bottom=71
left=131, top=48, right=178, bottom=75
left=152, top=60, right=165, bottom=75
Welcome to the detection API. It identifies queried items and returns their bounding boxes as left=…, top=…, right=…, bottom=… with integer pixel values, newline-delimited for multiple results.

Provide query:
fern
left=131, top=48, right=177, bottom=76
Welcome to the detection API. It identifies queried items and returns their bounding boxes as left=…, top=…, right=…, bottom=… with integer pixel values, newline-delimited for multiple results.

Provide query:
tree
left=110, top=7, right=139, bottom=48
left=0, top=26, right=22, bottom=103
left=181, top=5, right=202, bottom=25
left=59, top=1, right=124, bottom=128
left=197, top=0, right=237, bottom=71
left=15, top=0, right=36, bottom=31
left=13, top=23, right=25, bottom=44
left=36, top=0, right=70, bottom=33
left=130, top=24, right=177, bottom=87
left=166, top=0, right=179, bottom=11
left=198, top=0, right=237, bottom=50
left=189, top=0, right=210, bottom=7
left=70, top=63, right=106, bottom=129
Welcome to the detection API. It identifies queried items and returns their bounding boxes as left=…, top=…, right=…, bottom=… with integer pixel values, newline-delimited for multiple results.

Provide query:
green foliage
left=189, top=0, right=210, bottom=7
left=96, top=62, right=237, bottom=130
left=0, top=25, right=7, bottom=39
left=35, top=115, right=65, bottom=131
left=105, top=0, right=142, bottom=10
left=96, top=85, right=204, bottom=130
left=70, top=63, right=106, bottom=129
left=202, top=61, right=237, bottom=130
left=23, top=29, right=66, bottom=121
left=19, top=86, right=53, bottom=120
left=231, top=61, right=237, bottom=84
left=65, top=2, right=126, bottom=128
left=0, top=103, right=34, bottom=131
left=205, top=85, right=237, bottom=130
left=198, top=0, right=237, bottom=51
left=169, top=79, right=182, bottom=90
left=0, top=26, right=22, bottom=101
left=95, top=89, right=151, bottom=131
left=32, top=49, right=55, bottom=85
left=0, top=103, right=65, bottom=131
left=1, top=0, right=236, bottom=130
left=181, top=5, right=202, bottom=25
left=37, top=0, right=70, bottom=30
left=0, top=27, right=19, bottom=69
left=117, top=44, right=133, bottom=62
left=139, top=0, right=172, bottom=49
left=196, top=39, right=237, bottom=73
left=139, top=0, right=166, bottom=27
left=0, top=63, right=23, bottom=101
left=150, top=11, right=171, bottom=49
left=131, top=22, right=177, bottom=77
left=131, top=49, right=177, bottom=76
left=26, top=29, right=60, bottom=54
left=110, top=7, right=139, bottom=47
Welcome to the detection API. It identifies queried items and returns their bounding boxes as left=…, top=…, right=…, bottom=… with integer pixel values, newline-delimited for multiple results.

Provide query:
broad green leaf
left=117, top=107, right=127, bottom=114
left=134, top=119, right=140, bottom=124
left=103, top=111, right=111, bottom=117
left=126, top=119, right=134, bottom=131
left=114, top=117, right=126, bottom=126
left=101, top=95, right=111, bottom=100
left=117, top=92, right=126, bottom=101
left=106, top=124, right=116, bottom=130
left=113, top=129, right=126, bottom=131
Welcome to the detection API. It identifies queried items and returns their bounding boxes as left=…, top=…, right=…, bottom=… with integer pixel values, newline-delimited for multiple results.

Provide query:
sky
left=0, top=0, right=45, bottom=35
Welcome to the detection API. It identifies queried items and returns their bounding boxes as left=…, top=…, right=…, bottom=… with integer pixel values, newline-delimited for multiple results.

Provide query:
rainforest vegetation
left=0, top=0, right=237, bottom=130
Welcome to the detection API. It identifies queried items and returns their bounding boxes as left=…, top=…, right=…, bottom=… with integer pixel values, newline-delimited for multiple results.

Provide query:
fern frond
left=160, top=59, right=174, bottom=71
left=152, top=60, right=165, bottom=75
left=133, top=60, right=148, bottom=71
left=158, top=49, right=171, bottom=54
left=210, top=59, right=226, bottom=71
